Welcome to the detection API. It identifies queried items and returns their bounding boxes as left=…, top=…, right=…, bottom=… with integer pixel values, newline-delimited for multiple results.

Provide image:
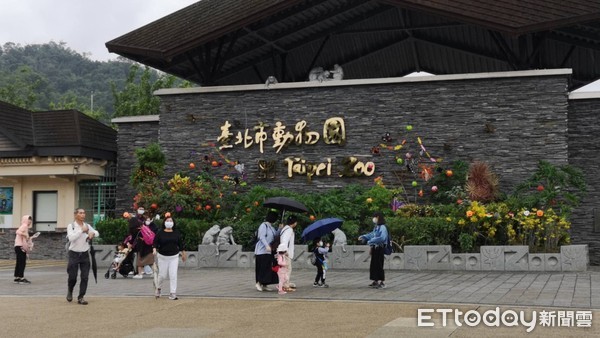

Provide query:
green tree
left=49, top=92, right=110, bottom=123
left=0, top=65, right=47, bottom=109
left=111, top=64, right=191, bottom=117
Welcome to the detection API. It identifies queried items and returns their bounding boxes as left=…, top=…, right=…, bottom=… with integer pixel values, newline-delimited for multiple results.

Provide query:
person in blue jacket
left=358, top=211, right=389, bottom=289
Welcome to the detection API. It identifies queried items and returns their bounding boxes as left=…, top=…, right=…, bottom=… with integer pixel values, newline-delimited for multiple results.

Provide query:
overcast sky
left=0, top=0, right=198, bottom=61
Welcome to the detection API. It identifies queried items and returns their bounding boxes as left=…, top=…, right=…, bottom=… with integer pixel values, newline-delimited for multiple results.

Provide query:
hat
left=276, top=244, right=287, bottom=252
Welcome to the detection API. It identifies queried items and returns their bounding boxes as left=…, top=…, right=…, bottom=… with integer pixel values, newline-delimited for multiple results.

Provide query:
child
left=276, top=244, right=290, bottom=295
left=105, top=243, right=130, bottom=279
left=313, top=237, right=330, bottom=287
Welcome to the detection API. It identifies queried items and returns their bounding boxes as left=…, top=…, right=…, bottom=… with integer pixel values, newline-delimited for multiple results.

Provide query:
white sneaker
left=132, top=274, right=143, bottom=279
left=255, top=282, right=264, bottom=292
left=143, top=265, right=153, bottom=275
left=262, top=285, right=273, bottom=292
left=169, top=293, right=178, bottom=300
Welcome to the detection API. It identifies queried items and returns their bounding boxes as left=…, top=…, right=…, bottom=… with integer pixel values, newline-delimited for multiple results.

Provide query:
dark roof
left=0, top=101, right=34, bottom=148
left=0, top=105, right=117, bottom=160
left=106, top=0, right=600, bottom=90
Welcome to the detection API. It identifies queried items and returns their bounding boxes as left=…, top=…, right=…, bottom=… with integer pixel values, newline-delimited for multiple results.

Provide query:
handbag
left=271, top=265, right=280, bottom=273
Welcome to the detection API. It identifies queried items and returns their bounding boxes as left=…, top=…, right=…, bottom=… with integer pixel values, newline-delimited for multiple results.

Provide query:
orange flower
left=466, top=210, right=474, bottom=217
left=537, top=210, right=544, bottom=217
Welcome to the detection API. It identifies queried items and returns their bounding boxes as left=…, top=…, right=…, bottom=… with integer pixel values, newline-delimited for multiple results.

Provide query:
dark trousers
left=255, top=253, right=278, bottom=285
left=315, top=261, right=325, bottom=283
left=67, top=250, right=90, bottom=299
left=369, top=246, right=385, bottom=282
left=14, top=246, right=26, bottom=278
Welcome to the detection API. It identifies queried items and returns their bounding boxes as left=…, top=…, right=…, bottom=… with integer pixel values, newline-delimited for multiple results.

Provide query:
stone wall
left=114, top=116, right=160, bottom=212
left=0, top=230, right=68, bottom=260
left=157, top=74, right=569, bottom=195
left=568, top=98, right=600, bottom=265
left=111, top=71, right=600, bottom=264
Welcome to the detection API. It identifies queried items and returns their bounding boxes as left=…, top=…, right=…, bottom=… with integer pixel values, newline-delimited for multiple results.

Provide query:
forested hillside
left=0, top=41, right=188, bottom=123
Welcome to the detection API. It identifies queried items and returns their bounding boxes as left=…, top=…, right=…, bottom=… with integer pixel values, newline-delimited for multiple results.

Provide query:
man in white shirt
left=66, top=208, right=99, bottom=305
left=279, top=215, right=298, bottom=290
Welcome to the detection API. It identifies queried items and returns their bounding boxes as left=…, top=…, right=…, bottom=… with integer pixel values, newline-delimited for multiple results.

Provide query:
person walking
left=153, top=216, right=186, bottom=300
left=358, top=211, right=389, bottom=289
left=254, top=210, right=280, bottom=292
left=275, top=244, right=290, bottom=295
left=312, top=237, right=330, bottom=288
left=126, top=217, right=154, bottom=279
left=66, top=208, right=99, bottom=304
left=13, top=215, right=32, bottom=284
left=279, top=215, right=298, bottom=291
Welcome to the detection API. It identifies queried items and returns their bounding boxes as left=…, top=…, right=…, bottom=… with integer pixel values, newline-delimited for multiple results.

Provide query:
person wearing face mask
left=13, top=215, right=33, bottom=284
left=142, top=215, right=158, bottom=275
left=152, top=216, right=186, bottom=300
left=312, top=237, right=330, bottom=288
left=358, top=212, right=389, bottom=289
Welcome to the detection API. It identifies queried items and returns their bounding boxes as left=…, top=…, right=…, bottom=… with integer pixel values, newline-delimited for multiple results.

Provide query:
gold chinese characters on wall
left=216, top=117, right=374, bottom=181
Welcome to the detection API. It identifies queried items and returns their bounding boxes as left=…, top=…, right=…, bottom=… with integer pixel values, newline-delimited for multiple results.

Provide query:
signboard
left=0, top=187, right=14, bottom=228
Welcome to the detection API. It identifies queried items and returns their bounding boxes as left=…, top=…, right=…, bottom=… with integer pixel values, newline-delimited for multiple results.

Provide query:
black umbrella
left=89, top=242, right=98, bottom=284
left=263, top=197, right=308, bottom=213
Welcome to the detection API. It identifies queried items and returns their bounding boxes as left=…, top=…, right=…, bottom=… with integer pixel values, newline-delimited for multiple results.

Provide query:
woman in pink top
left=14, top=215, right=32, bottom=284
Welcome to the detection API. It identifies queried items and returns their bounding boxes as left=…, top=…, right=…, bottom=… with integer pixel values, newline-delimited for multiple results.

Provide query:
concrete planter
left=92, top=244, right=588, bottom=271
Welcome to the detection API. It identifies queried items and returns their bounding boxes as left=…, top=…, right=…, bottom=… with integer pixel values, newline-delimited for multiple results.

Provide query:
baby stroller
left=104, top=245, right=135, bottom=279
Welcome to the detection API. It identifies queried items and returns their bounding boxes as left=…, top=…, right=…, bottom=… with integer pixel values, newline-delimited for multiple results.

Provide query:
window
left=34, top=191, right=58, bottom=231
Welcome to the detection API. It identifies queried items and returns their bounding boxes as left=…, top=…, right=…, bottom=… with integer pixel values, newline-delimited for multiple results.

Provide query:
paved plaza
left=1, top=260, right=599, bottom=337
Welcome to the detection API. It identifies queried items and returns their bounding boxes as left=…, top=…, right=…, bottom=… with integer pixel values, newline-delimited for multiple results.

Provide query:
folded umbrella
left=89, top=242, right=98, bottom=284
left=301, top=218, right=343, bottom=242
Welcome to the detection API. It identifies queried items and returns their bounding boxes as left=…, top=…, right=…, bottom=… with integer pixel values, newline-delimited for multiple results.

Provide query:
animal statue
left=201, top=224, right=221, bottom=245
left=217, top=226, right=236, bottom=246
left=308, top=67, right=331, bottom=82
left=332, top=228, right=347, bottom=253
left=264, top=76, right=278, bottom=88
left=330, top=64, right=344, bottom=80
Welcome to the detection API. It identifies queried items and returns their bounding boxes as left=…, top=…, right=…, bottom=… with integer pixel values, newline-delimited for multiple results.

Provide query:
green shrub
left=94, top=218, right=129, bottom=244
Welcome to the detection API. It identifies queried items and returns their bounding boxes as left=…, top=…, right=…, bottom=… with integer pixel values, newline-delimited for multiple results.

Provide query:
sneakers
left=77, top=298, right=88, bottom=305
left=368, top=281, right=378, bottom=288
left=255, top=282, right=264, bottom=292
left=132, top=274, right=143, bottom=279
left=376, top=282, right=386, bottom=289
left=155, top=288, right=161, bottom=299
left=313, top=282, right=319, bottom=287
left=320, top=283, right=329, bottom=288
left=262, top=285, right=273, bottom=292
left=66, top=290, right=73, bottom=302
left=278, top=290, right=287, bottom=295
left=13, top=278, right=20, bottom=284
left=19, top=278, right=31, bottom=284
left=168, top=293, right=178, bottom=300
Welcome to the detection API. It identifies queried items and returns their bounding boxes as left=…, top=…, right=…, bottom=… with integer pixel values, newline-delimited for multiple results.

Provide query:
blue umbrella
left=301, top=218, right=343, bottom=242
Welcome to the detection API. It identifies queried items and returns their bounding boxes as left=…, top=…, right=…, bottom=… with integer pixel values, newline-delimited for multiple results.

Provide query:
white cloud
left=0, top=0, right=199, bottom=61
